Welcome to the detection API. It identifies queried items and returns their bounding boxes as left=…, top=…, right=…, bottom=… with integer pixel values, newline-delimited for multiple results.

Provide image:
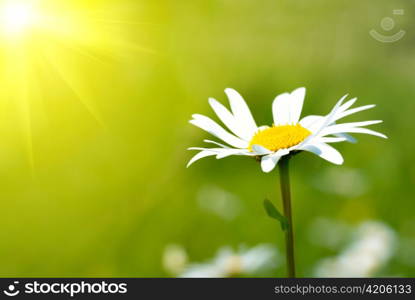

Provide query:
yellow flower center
left=249, top=124, right=311, bottom=152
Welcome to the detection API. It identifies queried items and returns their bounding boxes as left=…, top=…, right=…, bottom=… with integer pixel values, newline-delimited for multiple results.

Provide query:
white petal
left=261, top=155, right=278, bottom=173
left=187, top=150, right=216, bottom=167
left=328, top=127, right=387, bottom=139
left=290, top=87, right=306, bottom=124
left=272, top=92, right=291, bottom=125
left=187, top=147, right=253, bottom=166
left=300, top=99, right=371, bottom=130
left=335, top=133, right=357, bottom=143
left=187, top=147, right=225, bottom=151
left=189, top=147, right=252, bottom=156
left=300, top=100, right=367, bottom=133
left=260, top=149, right=289, bottom=173
left=203, top=139, right=230, bottom=148
left=224, top=88, right=257, bottom=138
left=190, top=114, right=249, bottom=148
left=299, top=115, right=325, bottom=133
left=252, top=144, right=272, bottom=155
left=300, top=143, right=344, bottom=165
left=301, top=95, right=348, bottom=136
left=216, top=149, right=253, bottom=159
left=316, top=137, right=348, bottom=143
left=208, top=98, right=252, bottom=141
left=334, top=104, right=376, bottom=121
left=337, top=97, right=357, bottom=114
left=318, top=120, right=383, bottom=137
left=318, top=95, right=348, bottom=129
left=258, top=125, right=270, bottom=130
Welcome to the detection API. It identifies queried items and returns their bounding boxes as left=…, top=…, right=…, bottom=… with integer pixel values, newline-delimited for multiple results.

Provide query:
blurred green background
left=0, top=0, right=413, bottom=277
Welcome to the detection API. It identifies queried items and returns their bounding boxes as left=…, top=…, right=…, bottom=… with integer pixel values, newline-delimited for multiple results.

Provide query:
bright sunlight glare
left=1, top=2, right=38, bottom=35
left=0, top=0, right=151, bottom=170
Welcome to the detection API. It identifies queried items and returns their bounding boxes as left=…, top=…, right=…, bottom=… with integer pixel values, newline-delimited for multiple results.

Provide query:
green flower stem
left=278, top=156, right=296, bottom=278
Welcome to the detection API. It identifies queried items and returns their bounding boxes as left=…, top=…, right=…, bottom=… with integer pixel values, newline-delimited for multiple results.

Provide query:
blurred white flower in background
left=311, top=167, right=368, bottom=197
left=314, top=221, right=396, bottom=277
left=163, top=244, right=278, bottom=277
left=182, top=244, right=277, bottom=278
left=197, top=185, right=242, bottom=220
left=162, top=244, right=188, bottom=275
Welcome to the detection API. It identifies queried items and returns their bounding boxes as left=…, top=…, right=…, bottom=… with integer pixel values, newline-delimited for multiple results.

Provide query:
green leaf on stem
left=263, top=199, right=289, bottom=231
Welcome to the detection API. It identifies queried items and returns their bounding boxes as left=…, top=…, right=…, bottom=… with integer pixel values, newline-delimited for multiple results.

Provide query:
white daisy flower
left=187, top=87, right=387, bottom=173
left=180, top=244, right=277, bottom=278
left=314, top=221, right=396, bottom=277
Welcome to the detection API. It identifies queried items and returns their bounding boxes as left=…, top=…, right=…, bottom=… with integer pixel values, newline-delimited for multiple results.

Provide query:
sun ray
left=2, top=38, right=36, bottom=171
left=41, top=42, right=106, bottom=127
left=0, top=0, right=153, bottom=168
